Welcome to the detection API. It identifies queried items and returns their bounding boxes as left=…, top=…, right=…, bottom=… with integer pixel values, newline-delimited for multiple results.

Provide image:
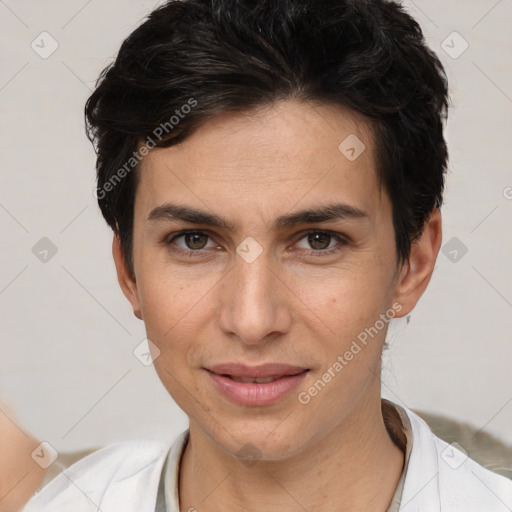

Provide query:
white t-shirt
left=23, top=400, right=512, bottom=512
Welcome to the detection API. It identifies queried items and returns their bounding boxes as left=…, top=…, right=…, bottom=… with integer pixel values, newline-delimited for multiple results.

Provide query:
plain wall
left=1, top=0, right=511, bottom=452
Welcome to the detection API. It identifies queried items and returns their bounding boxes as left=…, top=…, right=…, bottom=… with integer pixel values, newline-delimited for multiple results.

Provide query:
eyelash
left=164, top=230, right=348, bottom=259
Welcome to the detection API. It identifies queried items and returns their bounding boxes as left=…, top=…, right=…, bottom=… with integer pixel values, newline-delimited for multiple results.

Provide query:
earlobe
left=112, top=235, right=143, bottom=320
left=392, top=208, right=442, bottom=317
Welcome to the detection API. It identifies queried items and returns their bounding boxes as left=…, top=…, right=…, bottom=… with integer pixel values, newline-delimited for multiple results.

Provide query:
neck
left=179, top=395, right=404, bottom=512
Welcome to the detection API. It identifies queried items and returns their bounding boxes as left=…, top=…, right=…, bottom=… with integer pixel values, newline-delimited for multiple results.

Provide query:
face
left=114, top=99, right=440, bottom=461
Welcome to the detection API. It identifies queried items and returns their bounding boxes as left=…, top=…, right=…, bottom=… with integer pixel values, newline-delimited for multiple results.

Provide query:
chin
left=209, top=417, right=308, bottom=463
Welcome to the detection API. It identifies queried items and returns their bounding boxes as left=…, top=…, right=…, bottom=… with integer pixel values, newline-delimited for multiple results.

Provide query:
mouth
left=214, top=372, right=308, bottom=384
left=205, top=362, right=310, bottom=380
left=204, top=364, right=310, bottom=406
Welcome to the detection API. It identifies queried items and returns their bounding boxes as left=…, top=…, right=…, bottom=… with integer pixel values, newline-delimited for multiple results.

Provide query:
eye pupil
left=308, top=232, right=330, bottom=250
left=186, top=233, right=207, bottom=249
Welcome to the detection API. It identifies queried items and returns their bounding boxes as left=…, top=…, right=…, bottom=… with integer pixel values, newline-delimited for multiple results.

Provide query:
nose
left=217, top=249, right=292, bottom=347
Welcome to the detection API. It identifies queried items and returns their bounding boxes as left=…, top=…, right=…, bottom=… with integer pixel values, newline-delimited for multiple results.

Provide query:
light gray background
left=1, top=0, right=511, bottom=452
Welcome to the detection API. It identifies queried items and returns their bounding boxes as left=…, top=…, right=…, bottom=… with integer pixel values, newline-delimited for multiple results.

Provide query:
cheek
left=139, top=281, right=184, bottom=335
left=293, top=263, right=391, bottom=328
left=137, top=266, right=216, bottom=367
left=137, top=258, right=212, bottom=333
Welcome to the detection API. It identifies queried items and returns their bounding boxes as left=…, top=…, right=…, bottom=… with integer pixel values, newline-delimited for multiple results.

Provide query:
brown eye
left=166, top=231, right=216, bottom=255
left=307, top=232, right=331, bottom=250
left=184, top=232, right=209, bottom=250
left=294, top=230, right=348, bottom=258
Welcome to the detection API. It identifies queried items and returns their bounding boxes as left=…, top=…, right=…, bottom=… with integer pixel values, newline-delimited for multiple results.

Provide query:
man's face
left=122, top=100, right=408, bottom=459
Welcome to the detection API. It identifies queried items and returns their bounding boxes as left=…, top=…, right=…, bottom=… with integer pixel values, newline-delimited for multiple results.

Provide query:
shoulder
left=399, top=405, right=512, bottom=511
left=23, top=438, right=173, bottom=512
left=433, top=432, right=512, bottom=511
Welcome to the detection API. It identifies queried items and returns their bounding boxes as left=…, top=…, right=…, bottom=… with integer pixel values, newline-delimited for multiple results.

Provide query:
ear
left=392, top=208, right=442, bottom=317
left=112, top=234, right=143, bottom=320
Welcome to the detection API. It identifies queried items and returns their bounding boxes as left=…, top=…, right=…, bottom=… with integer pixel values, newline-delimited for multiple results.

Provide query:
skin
left=113, top=99, right=442, bottom=511
left=0, top=399, right=45, bottom=512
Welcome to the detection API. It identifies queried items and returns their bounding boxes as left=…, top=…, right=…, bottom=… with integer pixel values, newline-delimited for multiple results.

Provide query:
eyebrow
left=147, top=202, right=368, bottom=230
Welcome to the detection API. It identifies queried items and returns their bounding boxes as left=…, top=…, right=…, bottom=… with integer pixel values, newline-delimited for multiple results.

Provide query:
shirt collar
left=160, top=400, right=441, bottom=512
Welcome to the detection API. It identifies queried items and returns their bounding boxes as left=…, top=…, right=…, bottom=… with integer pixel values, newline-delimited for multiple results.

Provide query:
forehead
left=135, top=100, right=386, bottom=224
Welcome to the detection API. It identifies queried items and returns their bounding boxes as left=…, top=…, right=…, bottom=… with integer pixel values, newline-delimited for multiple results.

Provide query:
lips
left=205, top=363, right=310, bottom=406
left=206, top=363, right=309, bottom=380
left=227, top=375, right=282, bottom=384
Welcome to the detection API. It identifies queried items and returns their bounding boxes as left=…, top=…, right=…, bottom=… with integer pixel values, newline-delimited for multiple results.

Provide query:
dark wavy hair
left=85, top=0, right=449, bottom=278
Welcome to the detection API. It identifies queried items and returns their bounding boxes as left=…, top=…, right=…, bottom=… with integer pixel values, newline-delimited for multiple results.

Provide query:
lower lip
left=207, top=370, right=309, bottom=407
